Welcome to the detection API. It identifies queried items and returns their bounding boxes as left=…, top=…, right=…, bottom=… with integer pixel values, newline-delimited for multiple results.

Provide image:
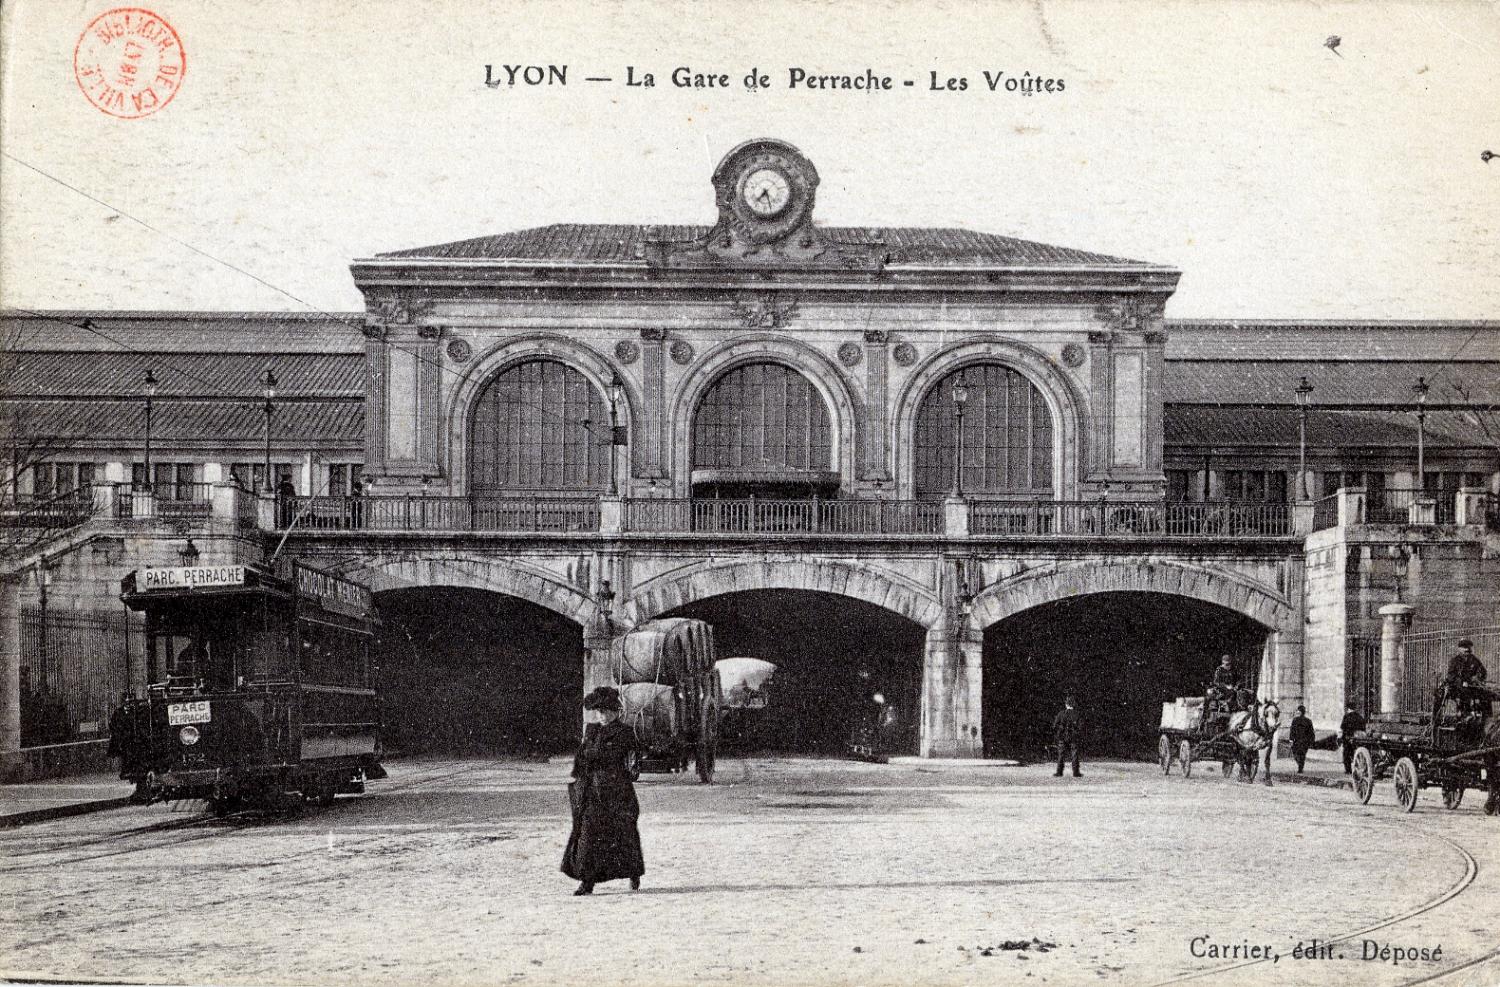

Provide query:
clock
left=741, top=168, right=791, bottom=218
left=711, top=139, right=819, bottom=245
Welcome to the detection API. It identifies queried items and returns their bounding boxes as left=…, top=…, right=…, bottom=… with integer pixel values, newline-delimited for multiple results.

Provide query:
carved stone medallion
left=446, top=338, right=472, bottom=363
left=892, top=342, right=918, bottom=367
left=837, top=342, right=862, bottom=368
left=1061, top=343, right=1086, bottom=368
left=614, top=340, right=641, bottom=365
left=669, top=340, right=695, bottom=366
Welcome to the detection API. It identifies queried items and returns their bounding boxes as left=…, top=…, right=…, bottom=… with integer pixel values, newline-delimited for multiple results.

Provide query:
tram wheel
left=210, top=796, right=242, bottom=818
left=1441, top=785, right=1463, bottom=811
left=1394, top=757, right=1420, bottom=813
left=1178, top=740, right=1193, bottom=779
left=1159, top=735, right=1172, bottom=775
left=1352, top=747, right=1376, bottom=804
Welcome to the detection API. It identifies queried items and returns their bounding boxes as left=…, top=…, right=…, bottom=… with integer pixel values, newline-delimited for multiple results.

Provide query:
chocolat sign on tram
left=294, top=563, right=374, bottom=620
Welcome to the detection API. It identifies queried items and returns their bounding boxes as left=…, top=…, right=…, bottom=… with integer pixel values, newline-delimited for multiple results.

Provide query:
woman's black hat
left=583, top=685, right=623, bottom=712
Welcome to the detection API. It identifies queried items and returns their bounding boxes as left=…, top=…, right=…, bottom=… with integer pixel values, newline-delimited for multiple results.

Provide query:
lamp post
left=607, top=372, right=624, bottom=497
left=950, top=379, right=970, bottom=498
left=1294, top=376, right=1314, bottom=500
left=141, top=369, right=158, bottom=492
left=1411, top=376, right=1429, bottom=490
left=261, top=368, right=278, bottom=492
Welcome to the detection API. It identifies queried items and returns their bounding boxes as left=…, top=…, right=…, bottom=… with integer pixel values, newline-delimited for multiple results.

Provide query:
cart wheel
left=1441, top=785, right=1463, bottom=811
left=1178, top=740, right=1193, bottom=778
left=1394, top=756, right=1419, bottom=813
left=1352, top=747, right=1376, bottom=804
left=695, top=702, right=718, bottom=784
left=1159, top=735, right=1172, bottom=775
left=1220, top=760, right=1233, bottom=778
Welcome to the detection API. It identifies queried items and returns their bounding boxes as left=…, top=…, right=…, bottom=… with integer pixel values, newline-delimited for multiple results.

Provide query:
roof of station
left=1163, top=406, right=1487, bottom=449
left=374, top=223, right=1162, bottom=268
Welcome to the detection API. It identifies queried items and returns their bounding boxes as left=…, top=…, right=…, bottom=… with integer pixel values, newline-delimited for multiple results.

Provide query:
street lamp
left=140, top=369, right=158, bottom=492
left=1294, top=376, right=1314, bottom=500
left=607, top=372, right=624, bottom=497
left=950, top=379, right=970, bottom=498
left=1411, top=376, right=1429, bottom=490
left=596, top=578, right=616, bottom=635
left=262, top=368, right=278, bottom=492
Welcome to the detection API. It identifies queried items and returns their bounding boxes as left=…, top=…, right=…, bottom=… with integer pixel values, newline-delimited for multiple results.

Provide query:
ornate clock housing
left=713, top=139, right=818, bottom=245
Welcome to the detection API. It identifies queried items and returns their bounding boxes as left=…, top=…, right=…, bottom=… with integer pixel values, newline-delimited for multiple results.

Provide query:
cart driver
left=1209, top=655, right=1238, bottom=708
left=1444, top=639, right=1491, bottom=716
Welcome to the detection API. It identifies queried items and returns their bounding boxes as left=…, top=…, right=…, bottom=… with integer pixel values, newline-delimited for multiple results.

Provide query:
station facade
left=4, top=139, right=1499, bottom=770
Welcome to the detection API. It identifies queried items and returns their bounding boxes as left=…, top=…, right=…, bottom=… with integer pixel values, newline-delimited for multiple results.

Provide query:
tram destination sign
left=139, top=566, right=246, bottom=591
left=294, top=563, right=374, bottom=620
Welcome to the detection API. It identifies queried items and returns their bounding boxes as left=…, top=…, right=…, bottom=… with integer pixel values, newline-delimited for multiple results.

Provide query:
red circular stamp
left=74, top=8, right=185, bottom=119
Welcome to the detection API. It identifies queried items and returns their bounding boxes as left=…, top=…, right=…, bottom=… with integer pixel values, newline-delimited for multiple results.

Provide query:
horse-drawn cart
left=612, top=618, right=724, bottom=783
left=1158, top=694, right=1279, bottom=782
left=1349, top=685, right=1500, bottom=815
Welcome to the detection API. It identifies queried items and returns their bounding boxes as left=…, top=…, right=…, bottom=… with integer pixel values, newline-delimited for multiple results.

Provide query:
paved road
left=1, top=757, right=1496, bottom=987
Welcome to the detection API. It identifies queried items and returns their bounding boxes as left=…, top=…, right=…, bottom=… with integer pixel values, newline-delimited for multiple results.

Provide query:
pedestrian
left=561, top=686, right=644, bottom=896
left=1052, top=695, right=1081, bottom=778
left=276, top=476, right=297, bottom=528
left=1445, top=638, right=1491, bottom=715
left=1288, top=705, right=1315, bottom=773
left=1339, top=703, right=1365, bottom=774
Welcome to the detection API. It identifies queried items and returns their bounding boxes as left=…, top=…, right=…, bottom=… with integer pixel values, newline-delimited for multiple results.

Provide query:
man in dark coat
left=1288, top=705, right=1315, bottom=773
left=1211, top=655, right=1237, bottom=707
left=562, top=686, right=645, bottom=895
left=1053, top=695, right=1081, bottom=778
left=1445, top=639, right=1490, bottom=715
left=1339, top=704, right=1366, bottom=774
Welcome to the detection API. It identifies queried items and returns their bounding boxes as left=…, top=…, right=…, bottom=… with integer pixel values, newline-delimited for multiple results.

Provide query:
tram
left=111, top=561, right=384, bottom=814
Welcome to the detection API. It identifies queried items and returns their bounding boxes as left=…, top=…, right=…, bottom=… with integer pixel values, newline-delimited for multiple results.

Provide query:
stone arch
left=890, top=337, right=1087, bottom=500
left=445, top=334, right=638, bottom=495
left=667, top=334, right=862, bottom=496
left=333, top=552, right=598, bottom=627
left=629, top=557, right=944, bottom=629
left=969, top=558, right=1295, bottom=634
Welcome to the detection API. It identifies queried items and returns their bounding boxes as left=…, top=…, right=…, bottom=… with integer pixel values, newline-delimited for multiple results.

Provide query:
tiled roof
left=375, top=223, right=1159, bottom=267
left=2, top=400, right=363, bottom=443
left=1164, top=406, right=1487, bottom=448
left=3, top=352, right=365, bottom=398
left=1163, top=361, right=1500, bottom=406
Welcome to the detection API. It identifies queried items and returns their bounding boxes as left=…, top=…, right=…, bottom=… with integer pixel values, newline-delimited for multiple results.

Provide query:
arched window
left=914, top=364, right=1053, bottom=498
left=692, top=363, right=833, bottom=488
left=469, top=360, right=609, bottom=494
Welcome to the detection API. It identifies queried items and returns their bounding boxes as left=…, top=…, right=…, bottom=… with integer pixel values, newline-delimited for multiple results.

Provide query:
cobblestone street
left=2, top=757, right=1497, bottom=987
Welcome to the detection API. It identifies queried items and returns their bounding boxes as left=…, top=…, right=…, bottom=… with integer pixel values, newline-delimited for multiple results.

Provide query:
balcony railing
left=971, top=500, right=1293, bottom=538
left=284, top=495, right=601, bottom=533
left=0, top=490, right=93, bottom=530
left=625, top=498, right=943, bottom=535
left=156, top=482, right=215, bottom=519
left=1310, top=493, right=1340, bottom=532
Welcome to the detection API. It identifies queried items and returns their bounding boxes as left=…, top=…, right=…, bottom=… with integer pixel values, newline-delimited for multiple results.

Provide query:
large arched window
left=914, top=364, right=1053, bottom=498
left=469, top=359, right=608, bottom=494
left=691, top=363, right=833, bottom=491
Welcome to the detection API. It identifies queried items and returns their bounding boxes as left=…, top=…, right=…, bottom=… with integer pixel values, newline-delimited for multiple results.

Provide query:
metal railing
left=970, top=500, right=1293, bottom=537
left=20, top=607, right=132, bottom=748
left=1311, top=494, right=1340, bottom=532
left=284, top=494, right=601, bottom=533
left=625, top=498, right=944, bottom=535
left=156, top=481, right=215, bottom=518
left=1401, top=625, right=1500, bottom=714
left=0, top=489, right=93, bottom=529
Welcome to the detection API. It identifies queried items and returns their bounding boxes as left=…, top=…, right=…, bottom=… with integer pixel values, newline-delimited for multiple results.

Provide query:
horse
left=1225, top=699, right=1281, bottom=785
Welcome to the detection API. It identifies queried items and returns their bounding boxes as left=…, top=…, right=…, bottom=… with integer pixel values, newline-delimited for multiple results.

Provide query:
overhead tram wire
left=3, top=151, right=614, bottom=442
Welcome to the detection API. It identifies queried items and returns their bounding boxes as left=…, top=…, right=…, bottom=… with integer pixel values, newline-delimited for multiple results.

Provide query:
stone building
left=3, top=139, right=1498, bottom=773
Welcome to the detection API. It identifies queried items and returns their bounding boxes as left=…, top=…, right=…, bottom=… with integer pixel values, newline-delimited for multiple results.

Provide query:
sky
left=1, top=0, right=1497, bottom=320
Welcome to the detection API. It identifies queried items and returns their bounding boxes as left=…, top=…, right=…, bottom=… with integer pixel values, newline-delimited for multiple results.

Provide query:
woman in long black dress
left=561, top=686, right=645, bottom=895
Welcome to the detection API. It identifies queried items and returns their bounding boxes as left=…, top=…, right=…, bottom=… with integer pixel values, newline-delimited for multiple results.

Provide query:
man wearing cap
left=1444, top=639, right=1490, bottom=716
left=1288, top=705, right=1315, bottom=773
left=1053, top=695, right=1082, bottom=778
left=1210, top=655, right=1237, bottom=708
left=1339, top=703, right=1366, bottom=774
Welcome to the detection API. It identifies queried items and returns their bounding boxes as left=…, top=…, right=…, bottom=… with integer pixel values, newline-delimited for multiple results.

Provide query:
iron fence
left=1347, top=635, right=1380, bottom=717
left=19, top=607, right=134, bottom=748
left=1367, top=488, right=1420, bottom=525
left=624, top=498, right=943, bottom=535
left=1311, top=494, right=1340, bottom=532
left=0, top=489, right=93, bottom=529
left=156, top=481, right=215, bottom=518
left=284, top=494, right=600, bottom=533
left=971, top=500, right=1292, bottom=537
left=1401, top=624, right=1500, bottom=713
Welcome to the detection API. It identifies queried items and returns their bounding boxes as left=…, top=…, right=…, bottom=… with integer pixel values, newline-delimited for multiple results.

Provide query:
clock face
left=741, top=168, right=792, bottom=218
